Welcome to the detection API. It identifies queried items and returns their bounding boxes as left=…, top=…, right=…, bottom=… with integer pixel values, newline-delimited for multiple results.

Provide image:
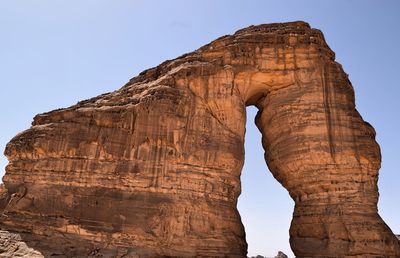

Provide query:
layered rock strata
left=1, top=21, right=399, bottom=257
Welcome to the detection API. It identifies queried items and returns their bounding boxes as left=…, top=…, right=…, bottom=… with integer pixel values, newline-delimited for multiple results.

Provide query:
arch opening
left=238, top=106, right=294, bottom=257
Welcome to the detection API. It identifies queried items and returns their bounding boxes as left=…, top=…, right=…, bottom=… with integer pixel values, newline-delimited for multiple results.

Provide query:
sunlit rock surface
left=1, top=21, right=399, bottom=257
left=0, top=230, right=43, bottom=258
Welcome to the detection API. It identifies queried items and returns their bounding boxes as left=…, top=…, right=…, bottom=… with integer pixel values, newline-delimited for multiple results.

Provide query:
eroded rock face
left=1, top=21, right=399, bottom=257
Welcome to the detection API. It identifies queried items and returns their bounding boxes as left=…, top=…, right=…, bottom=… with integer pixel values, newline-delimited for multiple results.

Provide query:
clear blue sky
left=1, top=1, right=399, bottom=257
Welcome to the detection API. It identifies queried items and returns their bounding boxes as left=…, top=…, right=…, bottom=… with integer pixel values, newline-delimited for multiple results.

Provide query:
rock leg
left=255, top=62, right=400, bottom=257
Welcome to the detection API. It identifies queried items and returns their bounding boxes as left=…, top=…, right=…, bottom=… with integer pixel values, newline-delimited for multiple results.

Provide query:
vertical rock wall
left=1, top=21, right=399, bottom=257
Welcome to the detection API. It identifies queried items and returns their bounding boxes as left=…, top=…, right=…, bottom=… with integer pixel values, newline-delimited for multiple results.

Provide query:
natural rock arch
left=1, top=21, right=399, bottom=257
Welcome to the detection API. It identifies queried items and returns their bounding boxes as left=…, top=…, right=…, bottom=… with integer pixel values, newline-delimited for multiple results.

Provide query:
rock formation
left=1, top=21, right=399, bottom=257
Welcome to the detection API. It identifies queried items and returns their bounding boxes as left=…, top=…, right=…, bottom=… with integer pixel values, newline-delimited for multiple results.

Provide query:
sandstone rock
left=1, top=21, right=399, bottom=257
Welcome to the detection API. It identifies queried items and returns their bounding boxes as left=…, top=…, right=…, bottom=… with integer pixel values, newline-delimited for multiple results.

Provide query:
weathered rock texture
left=1, top=21, right=399, bottom=257
left=0, top=230, right=43, bottom=258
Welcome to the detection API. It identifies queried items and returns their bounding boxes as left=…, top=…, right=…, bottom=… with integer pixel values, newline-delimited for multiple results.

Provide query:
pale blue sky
left=1, top=1, right=399, bottom=257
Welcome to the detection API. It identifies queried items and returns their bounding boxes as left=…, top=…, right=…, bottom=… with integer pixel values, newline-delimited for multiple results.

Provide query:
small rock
left=275, top=251, right=288, bottom=258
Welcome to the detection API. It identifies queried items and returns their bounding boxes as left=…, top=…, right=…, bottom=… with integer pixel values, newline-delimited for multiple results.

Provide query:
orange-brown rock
left=1, top=21, right=399, bottom=257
